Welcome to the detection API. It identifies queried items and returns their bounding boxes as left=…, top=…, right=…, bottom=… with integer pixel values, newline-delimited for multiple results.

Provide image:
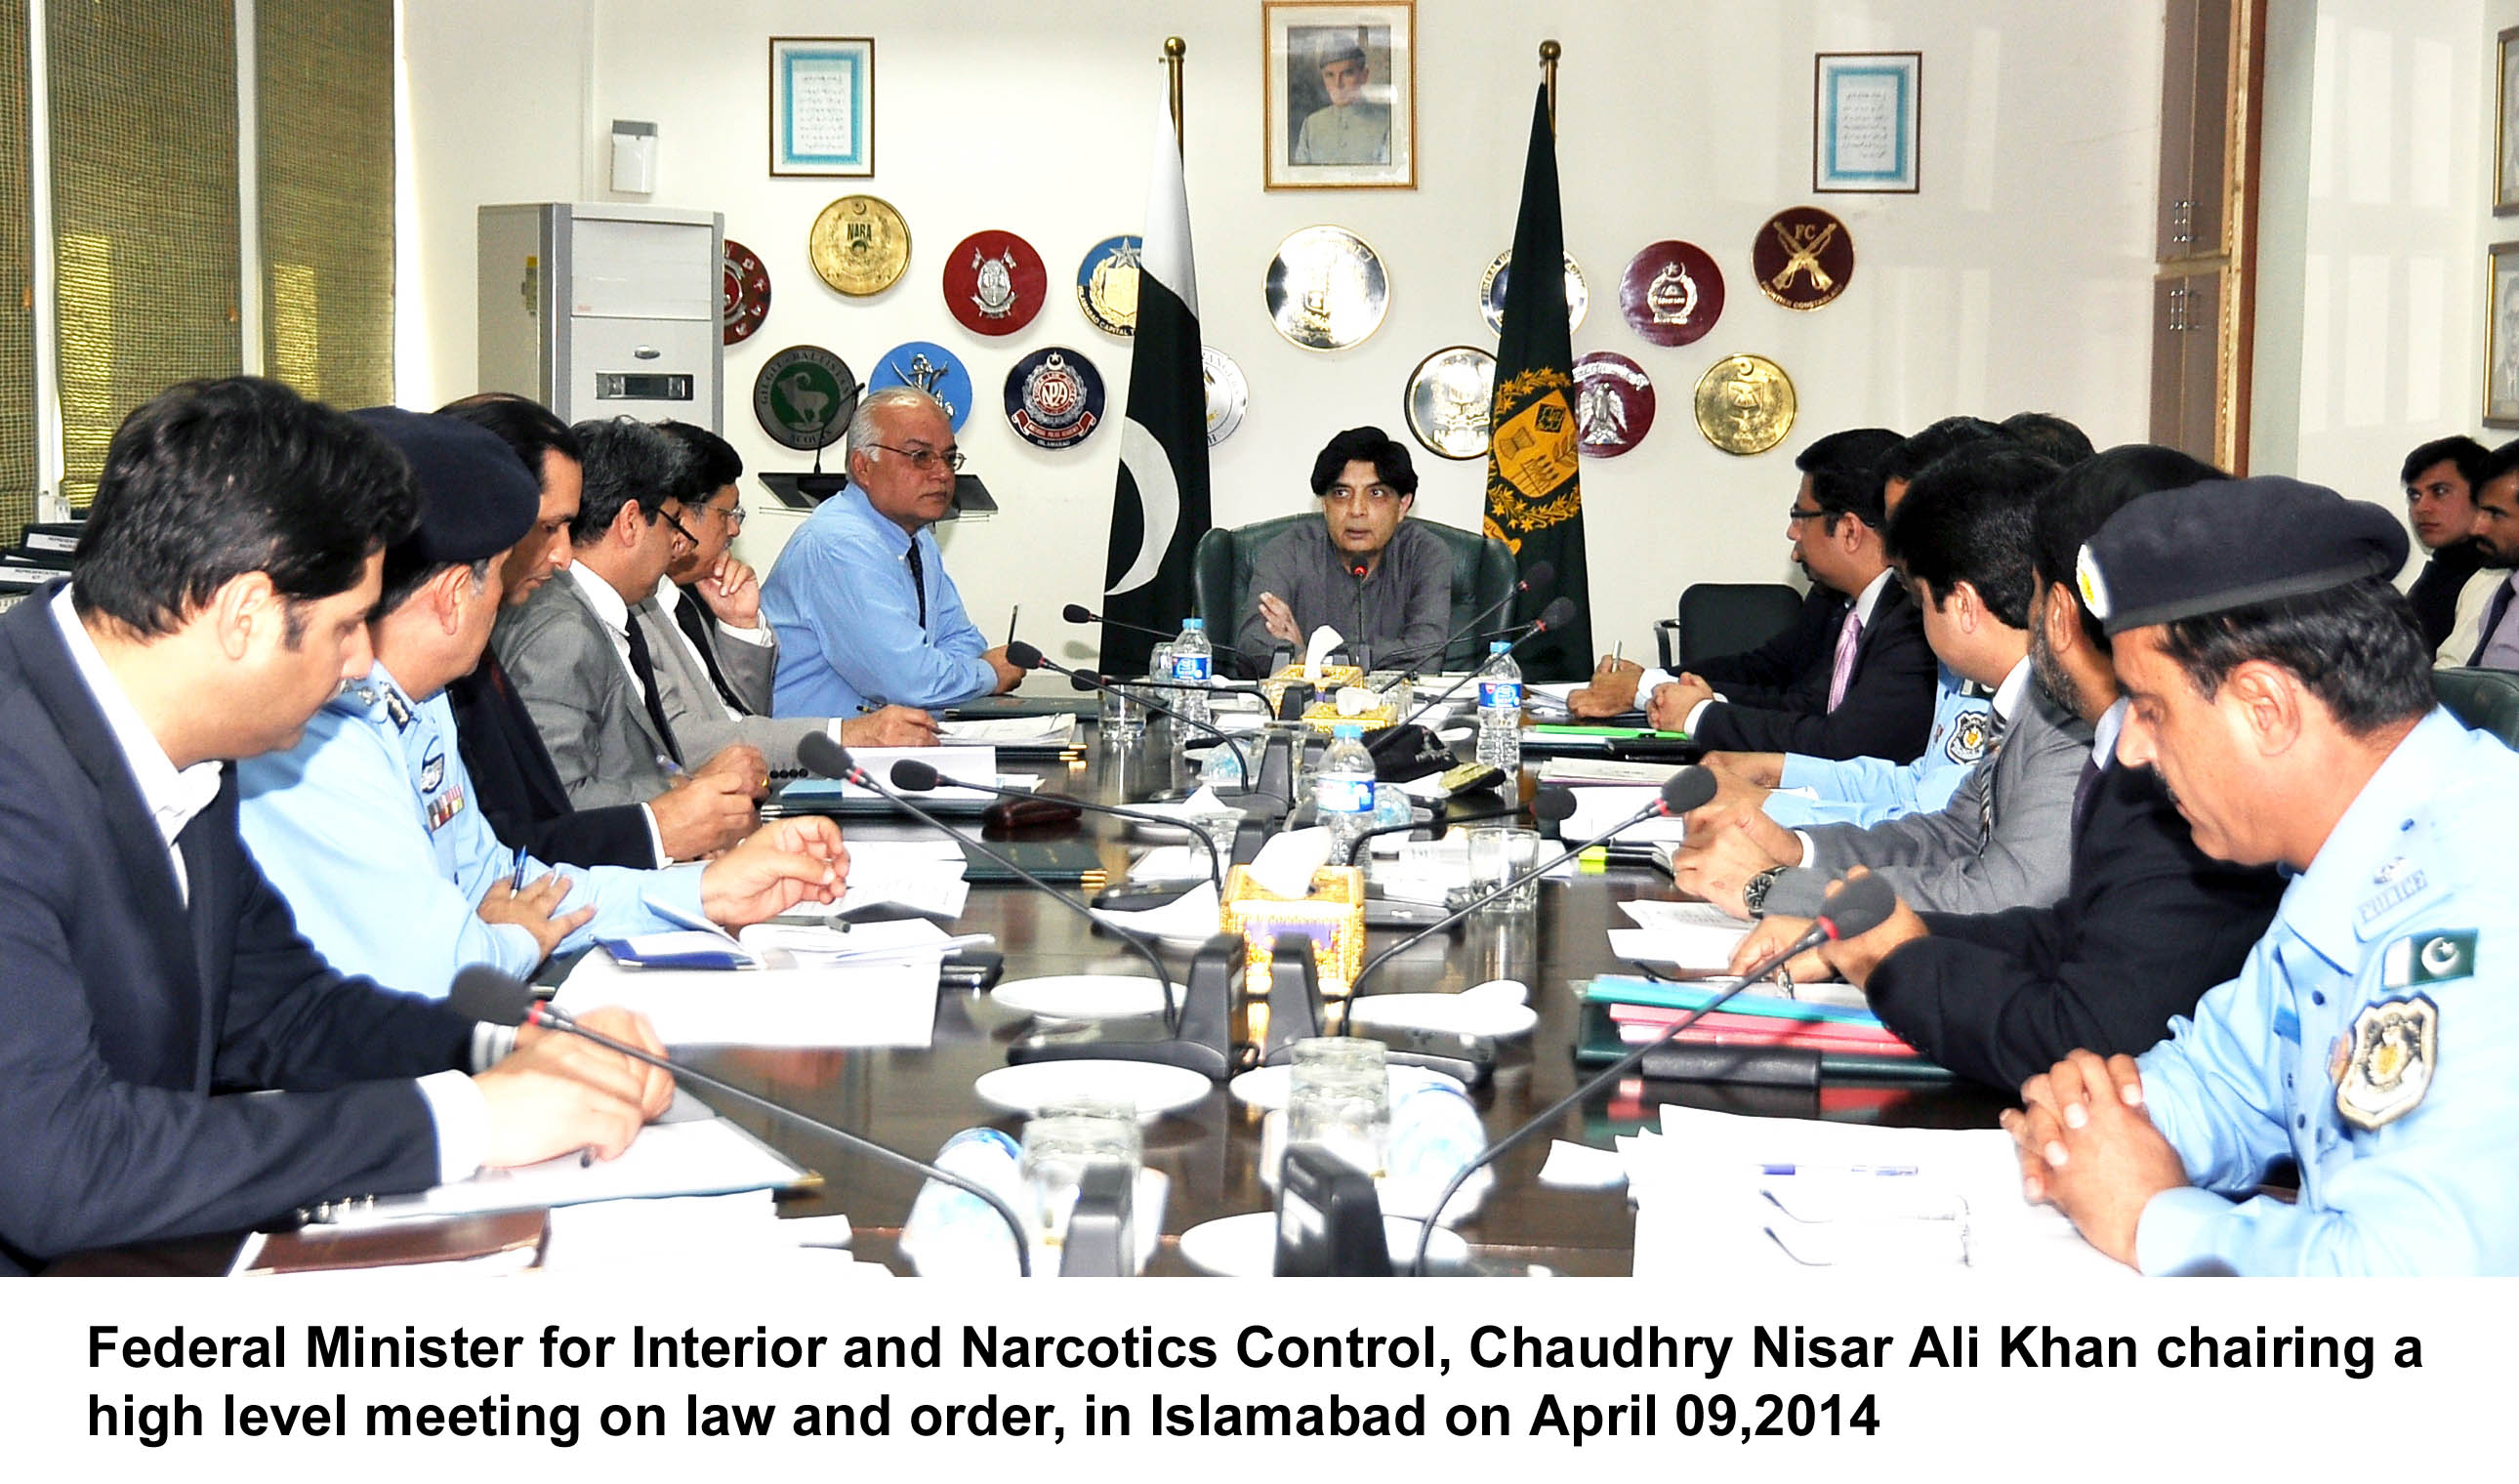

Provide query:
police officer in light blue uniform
left=1762, top=664, right=1995, bottom=827
left=2007, top=475, right=2519, bottom=1275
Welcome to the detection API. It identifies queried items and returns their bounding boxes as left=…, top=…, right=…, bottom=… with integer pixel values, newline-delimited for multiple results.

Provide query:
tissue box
left=1297, top=695, right=1399, bottom=733
left=1219, top=863, right=1367, bottom=990
left=1260, top=663, right=1364, bottom=714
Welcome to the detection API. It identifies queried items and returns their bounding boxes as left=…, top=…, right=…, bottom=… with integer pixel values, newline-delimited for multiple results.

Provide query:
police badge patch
left=2334, top=994, right=2439, bottom=1132
left=1002, top=347, right=1105, bottom=450
left=1943, top=708, right=1995, bottom=764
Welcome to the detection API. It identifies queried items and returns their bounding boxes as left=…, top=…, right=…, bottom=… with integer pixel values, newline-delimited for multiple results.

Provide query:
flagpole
left=1165, top=36, right=1186, bottom=152
left=1540, top=39, right=1559, bottom=136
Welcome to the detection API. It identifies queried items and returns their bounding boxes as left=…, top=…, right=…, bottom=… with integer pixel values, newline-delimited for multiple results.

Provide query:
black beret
left=2076, top=474, right=2409, bottom=636
left=351, top=407, right=537, bottom=566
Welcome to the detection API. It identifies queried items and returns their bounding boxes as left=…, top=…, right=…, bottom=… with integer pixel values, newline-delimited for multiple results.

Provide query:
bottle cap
left=1334, top=722, right=1364, bottom=740
left=1182, top=617, right=1205, bottom=631
left=1489, top=639, right=1510, bottom=654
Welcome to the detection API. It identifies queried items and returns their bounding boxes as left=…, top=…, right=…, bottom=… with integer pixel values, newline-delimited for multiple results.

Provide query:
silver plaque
left=1265, top=226, right=1389, bottom=351
left=1404, top=346, right=1498, bottom=461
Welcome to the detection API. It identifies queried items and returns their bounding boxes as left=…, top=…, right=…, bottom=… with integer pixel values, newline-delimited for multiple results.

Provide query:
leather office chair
left=1654, top=582, right=1807, bottom=672
left=2434, top=667, right=2519, bottom=748
left=1191, top=514, right=1515, bottom=675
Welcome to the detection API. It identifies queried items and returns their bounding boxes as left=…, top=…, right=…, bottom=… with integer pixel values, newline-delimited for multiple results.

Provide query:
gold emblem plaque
left=1692, top=353, right=1797, bottom=456
left=808, top=195, right=911, bottom=297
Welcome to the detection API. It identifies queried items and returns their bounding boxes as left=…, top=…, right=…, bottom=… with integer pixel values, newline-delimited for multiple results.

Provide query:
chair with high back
left=1653, top=582, right=1809, bottom=672
left=1191, top=515, right=1515, bottom=677
left=2435, top=667, right=2519, bottom=748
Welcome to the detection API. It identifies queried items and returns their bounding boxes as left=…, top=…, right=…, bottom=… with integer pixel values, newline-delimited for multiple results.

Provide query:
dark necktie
left=2070, top=755, right=2105, bottom=839
left=622, top=616, right=683, bottom=765
left=673, top=587, right=747, bottom=713
left=904, top=539, right=929, bottom=632
left=2470, top=581, right=2517, bottom=667
left=1975, top=722, right=2009, bottom=843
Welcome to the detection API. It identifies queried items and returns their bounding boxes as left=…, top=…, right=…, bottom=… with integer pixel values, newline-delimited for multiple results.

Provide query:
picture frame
left=2486, top=242, right=2519, bottom=429
left=769, top=37, right=874, bottom=178
left=1263, top=1, right=1416, bottom=190
left=1813, top=51, right=1920, bottom=194
left=2498, top=27, right=2519, bottom=215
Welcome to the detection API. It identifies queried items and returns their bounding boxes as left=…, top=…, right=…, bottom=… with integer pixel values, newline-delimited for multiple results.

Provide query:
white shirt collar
left=653, top=576, right=683, bottom=615
left=2091, top=695, right=2130, bottom=768
left=1848, top=567, right=1895, bottom=627
left=566, top=559, right=633, bottom=636
left=48, top=586, right=226, bottom=856
left=1990, top=655, right=2033, bottom=724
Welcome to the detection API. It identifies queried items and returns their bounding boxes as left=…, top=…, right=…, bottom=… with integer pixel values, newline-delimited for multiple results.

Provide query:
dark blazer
left=1687, top=580, right=1937, bottom=762
left=0, top=586, right=476, bottom=1274
left=444, top=650, right=657, bottom=870
left=2409, top=542, right=2483, bottom=654
left=1863, top=758, right=2286, bottom=1091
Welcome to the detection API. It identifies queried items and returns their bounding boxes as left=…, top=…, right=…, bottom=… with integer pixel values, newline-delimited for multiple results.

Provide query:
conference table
left=55, top=718, right=2013, bottom=1277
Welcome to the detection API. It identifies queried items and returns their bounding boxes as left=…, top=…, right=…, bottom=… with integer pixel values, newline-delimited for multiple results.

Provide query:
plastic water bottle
left=1169, top=618, right=1213, bottom=731
left=1316, top=722, right=1379, bottom=864
left=1475, top=640, right=1523, bottom=774
left=1383, top=1069, right=1491, bottom=1227
left=900, top=1128, right=1026, bottom=1277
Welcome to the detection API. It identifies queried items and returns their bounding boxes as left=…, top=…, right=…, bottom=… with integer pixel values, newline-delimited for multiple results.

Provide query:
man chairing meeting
left=1236, top=425, right=1452, bottom=675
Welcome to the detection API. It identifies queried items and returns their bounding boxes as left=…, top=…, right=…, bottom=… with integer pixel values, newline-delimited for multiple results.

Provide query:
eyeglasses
left=1324, top=484, right=1399, bottom=506
left=1786, top=506, right=1828, bottom=525
left=711, top=502, right=747, bottom=529
left=661, top=507, right=697, bottom=545
left=869, top=443, right=967, bottom=474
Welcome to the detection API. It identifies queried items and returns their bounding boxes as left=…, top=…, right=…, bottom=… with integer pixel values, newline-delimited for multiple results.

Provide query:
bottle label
left=1314, top=777, right=1375, bottom=815
left=1172, top=654, right=1212, bottom=684
left=1478, top=680, right=1523, bottom=711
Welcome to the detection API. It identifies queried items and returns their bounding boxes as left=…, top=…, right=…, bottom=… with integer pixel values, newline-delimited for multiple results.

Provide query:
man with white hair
left=761, top=388, right=1023, bottom=716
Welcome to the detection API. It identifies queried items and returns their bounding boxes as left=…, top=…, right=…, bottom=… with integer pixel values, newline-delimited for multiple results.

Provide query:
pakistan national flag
left=1482, top=84, right=1592, bottom=681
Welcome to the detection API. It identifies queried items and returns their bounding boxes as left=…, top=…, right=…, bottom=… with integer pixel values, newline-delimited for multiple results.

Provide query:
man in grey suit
left=493, top=418, right=764, bottom=852
left=1672, top=447, right=2085, bottom=920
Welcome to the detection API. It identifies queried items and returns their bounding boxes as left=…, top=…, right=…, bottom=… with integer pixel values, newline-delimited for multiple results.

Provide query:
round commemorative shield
left=808, top=194, right=912, bottom=297
left=1003, top=347, right=1107, bottom=450
left=751, top=345, right=858, bottom=452
left=1266, top=226, right=1389, bottom=351
left=1692, top=353, right=1797, bottom=456
left=1076, top=235, right=1144, bottom=337
left=1752, top=207, right=1855, bottom=311
left=1619, top=240, right=1723, bottom=348
left=1202, top=346, right=1248, bottom=446
left=1403, top=346, right=1498, bottom=461
left=722, top=238, right=771, bottom=346
left=1477, top=250, right=1588, bottom=337
left=945, top=229, right=1047, bottom=337
left=868, top=341, right=975, bottom=432
left=1573, top=351, right=1655, bottom=458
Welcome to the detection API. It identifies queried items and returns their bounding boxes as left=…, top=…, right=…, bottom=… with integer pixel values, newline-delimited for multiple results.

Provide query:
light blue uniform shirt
left=761, top=485, right=993, bottom=717
left=2133, top=709, right=2519, bottom=1275
left=1766, top=663, right=1995, bottom=827
left=237, top=663, right=706, bottom=997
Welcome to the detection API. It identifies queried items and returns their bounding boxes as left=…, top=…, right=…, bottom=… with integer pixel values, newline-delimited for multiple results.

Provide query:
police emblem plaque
left=1619, top=240, right=1724, bottom=347
left=1752, top=207, right=1855, bottom=310
left=868, top=341, right=974, bottom=432
left=1572, top=351, right=1654, bottom=459
left=1202, top=346, right=1248, bottom=446
left=1003, top=347, right=1107, bottom=450
left=808, top=195, right=911, bottom=297
left=1692, top=353, right=1797, bottom=455
left=1478, top=250, right=1588, bottom=337
left=945, top=230, right=1047, bottom=337
left=722, top=238, right=771, bottom=346
left=1076, top=236, right=1144, bottom=337
left=1403, top=346, right=1498, bottom=461
left=1265, top=226, right=1389, bottom=351
left=751, top=345, right=858, bottom=451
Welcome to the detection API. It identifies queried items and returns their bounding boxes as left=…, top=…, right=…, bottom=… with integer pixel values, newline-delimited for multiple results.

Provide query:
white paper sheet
left=938, top=715, right=1076, bottom=747
left=304, top=1118, right=807, bottom=1230
left=557, top=946, right=941, bottom=1048
left=1607, top=923, right=1755, bottom=968
left=1560, top=784, right=1690, bottom=844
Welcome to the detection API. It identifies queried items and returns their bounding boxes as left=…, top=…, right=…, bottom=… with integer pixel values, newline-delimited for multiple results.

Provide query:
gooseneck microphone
left=1062, top=603, right=1258, bottom=662
left=888, top=759, right=1227, bottom=895
left=1403, top=871, right=1901, bottom=1275
left=1343, top=770, right=1711, bottom=1018
left=1339, top=797, right=1544, bottom=860
left=449, top=966, right=1035, bottom=1277
left=1371, top=596, right=1579, bottom=757
left=1381, top=559, right=1556, bottom=677
left=797, top=733, right=1183, bottom=1029
left=1009, top=639, right=1260, bottom=785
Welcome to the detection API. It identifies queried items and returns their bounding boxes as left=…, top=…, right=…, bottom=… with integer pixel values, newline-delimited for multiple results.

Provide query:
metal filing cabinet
left=476, top=202, right=724, bottom=429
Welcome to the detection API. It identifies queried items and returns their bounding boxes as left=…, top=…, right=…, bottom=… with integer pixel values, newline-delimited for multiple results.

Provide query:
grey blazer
left=491, top=572, right=676, bottom=808
left=634, top=596, right=826, bottom=768
left=1763, top=680, right=2090, bottom=919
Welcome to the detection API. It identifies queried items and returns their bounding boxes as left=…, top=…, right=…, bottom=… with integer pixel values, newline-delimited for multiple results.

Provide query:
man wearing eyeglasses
left=1236, top=426, right=1451, bottom=674
left=762, top=388, right=1024, bottom=716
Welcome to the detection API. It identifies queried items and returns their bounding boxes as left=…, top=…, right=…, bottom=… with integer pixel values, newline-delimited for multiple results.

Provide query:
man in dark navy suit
left=0, top=377, right=673, bottom=1275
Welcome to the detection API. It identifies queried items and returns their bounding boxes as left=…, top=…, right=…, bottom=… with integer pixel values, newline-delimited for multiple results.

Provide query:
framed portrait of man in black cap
left=1264, top=1, right=1416, bottom=189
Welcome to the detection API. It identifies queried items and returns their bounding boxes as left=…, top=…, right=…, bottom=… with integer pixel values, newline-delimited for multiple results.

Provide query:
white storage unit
left=476, top=202, right=723, bottom=428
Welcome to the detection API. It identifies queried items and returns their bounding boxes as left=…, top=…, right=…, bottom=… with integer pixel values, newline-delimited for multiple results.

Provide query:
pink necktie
left=1826, top=604, right=1863, bottom=711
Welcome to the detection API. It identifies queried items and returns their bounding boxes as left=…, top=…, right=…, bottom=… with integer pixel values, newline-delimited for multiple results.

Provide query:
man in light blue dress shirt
left=238, top=409, right=850, bottom=999
left=761, top=388, right=1023, bottom=717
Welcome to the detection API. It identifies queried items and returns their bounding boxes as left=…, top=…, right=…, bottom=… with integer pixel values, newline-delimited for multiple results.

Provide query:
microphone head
left=1532, top=785, right=1579, bottom=825
left=1658, top=765, right=1718, bottom=816
left=1817, top=872, right=1901, bottom=940
left=449, top=966, right=536, bottom=1028
left=1519, top=559, right=1555, bottom=592
left=889, top=759, right=943, bottom=791
left=1535, top=597, right=1579, bottom=632
left=1068, top=670, right=1105, bottom=692
left=1060, top=602, right=1094, bottom=625
left=797, top=730, right=855, bottom=781
left=1005, top=640, right=1045, bottom=671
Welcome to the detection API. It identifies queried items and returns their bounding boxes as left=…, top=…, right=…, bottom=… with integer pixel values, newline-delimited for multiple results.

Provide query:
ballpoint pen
left=508, top=844, right=528, bottom=897
left=654, top=753, right=686, bottom=778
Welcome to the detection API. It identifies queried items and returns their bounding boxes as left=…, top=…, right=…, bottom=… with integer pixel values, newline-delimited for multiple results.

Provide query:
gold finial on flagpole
left=1540, top=40, right=1560, bottom=135
left=1165, top=37, right=1187, bottom=151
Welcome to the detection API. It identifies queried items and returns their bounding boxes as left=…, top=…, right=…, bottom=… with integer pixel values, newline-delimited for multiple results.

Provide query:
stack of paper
left=938, top=714, right=1077, bottom=749
left=541, top=1191, right=879, bottom=1277
left=1538, top=756, right=1685, bottom=785
left=786, top=840, right=971, bottom=922
left=557, top=943, right=942, bottom=1048
left=1606, top=898, right=1755, bottom=969
left=1559, top=784, right=1690, bottom=844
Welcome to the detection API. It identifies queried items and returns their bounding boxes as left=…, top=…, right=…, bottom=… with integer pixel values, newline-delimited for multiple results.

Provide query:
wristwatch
left=1740, top=865, right=1784, bottom=918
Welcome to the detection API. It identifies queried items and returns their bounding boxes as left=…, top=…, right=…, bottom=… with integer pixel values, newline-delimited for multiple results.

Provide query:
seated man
left=641, top=420, right=934, bottom=763
left=2005, top=474, right=2519, bottom=1274
left=2438, top=439, right=2519, bottom=668
left=2400, top=434, right=2487, bottom=653
left=1726, top=446, right=2287, bottom=1092
left=1571, top=428, right=1937, bottom=763
left=1671, top=447, right=2085, bottom=921
left=493, top=416, right=769, bottom=820
left=1236, top=426, right=1452, bottom=675
left=438, top=394, right=752, bottom=867
left=239, top=409, right=850, bottom=998
left=0, top=378, right=670, bottom=1274
left=761, top=387, right=1023, bottom=716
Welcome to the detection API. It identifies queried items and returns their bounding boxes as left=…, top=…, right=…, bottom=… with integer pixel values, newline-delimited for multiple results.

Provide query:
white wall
left=399, top=0, right=2163, bottom=668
